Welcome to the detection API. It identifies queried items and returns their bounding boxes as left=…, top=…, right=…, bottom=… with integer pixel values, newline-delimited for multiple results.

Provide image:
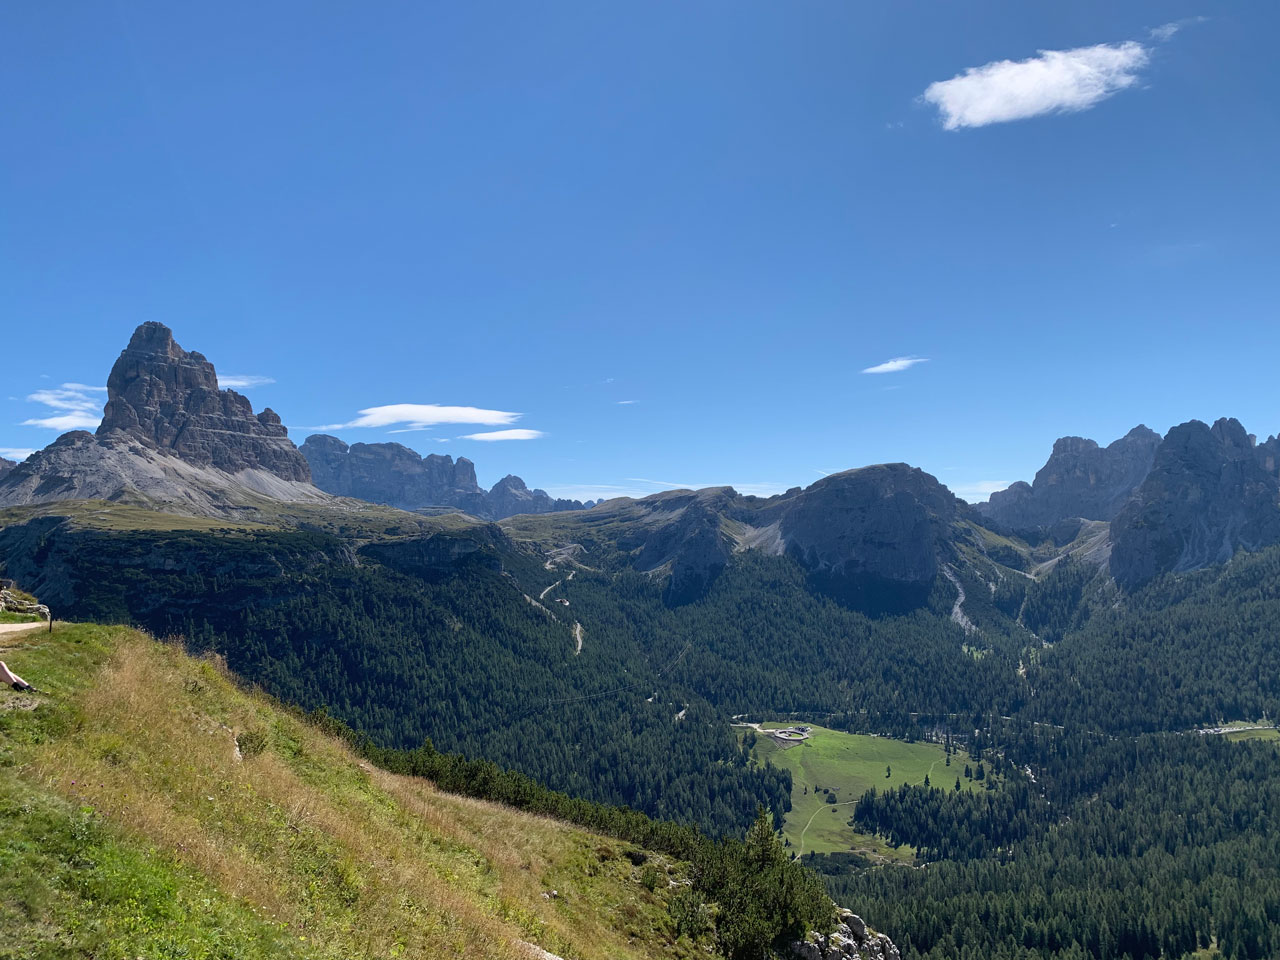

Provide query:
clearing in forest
left=747, top=722, right=983, bottom=858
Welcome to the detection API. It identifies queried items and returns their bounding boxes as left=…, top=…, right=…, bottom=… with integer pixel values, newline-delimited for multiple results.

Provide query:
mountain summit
left=0, top=323, right=328, bottom=516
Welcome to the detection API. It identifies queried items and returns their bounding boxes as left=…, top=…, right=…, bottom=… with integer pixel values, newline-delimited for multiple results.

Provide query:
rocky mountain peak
left=1109, top=418, right=1280, bottom=587
left=96, top=323, right=310, bottom=482
left=979, top=424, right=1161, bottom=533
left=0, top=456, right=16, bottom=481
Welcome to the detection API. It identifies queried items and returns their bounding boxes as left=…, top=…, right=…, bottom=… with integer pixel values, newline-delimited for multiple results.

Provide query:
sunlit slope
left=0, top=624, right=707, bottom=960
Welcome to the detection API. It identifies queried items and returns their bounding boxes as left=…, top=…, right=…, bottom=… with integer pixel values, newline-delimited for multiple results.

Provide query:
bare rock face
left=583, top=465, right=959, bottom=611
left=98, top=322, right=310, bottom=480
left=1110, top=418, right=1280, bottom=588
left=775, top=464, right=958, bottom=599
left=790, top=909, right=901, bottom=960
left=300, top=435, right=488, bottom=514
left=0, top=323, right=328, bottom=517
left=980, top=426, right=1161, bottom=533
left=0, top=457, right=15, bottom=481
left=486, top=474, right=585, bottom=520
left=300, top=437, right=585, bottom=520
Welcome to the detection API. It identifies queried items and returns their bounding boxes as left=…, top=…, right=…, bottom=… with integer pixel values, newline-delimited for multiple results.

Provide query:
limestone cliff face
left=300, top=435, right=488, bottom=515
left=0, top=324, right=328, bottom=517
left=980, top=426, right=1161, bottom=532
left=1109, top=418, right=1280, bottom=588
left=98, top=322, right=311, bottom=481
left=300, top=437, right=585, bottom=520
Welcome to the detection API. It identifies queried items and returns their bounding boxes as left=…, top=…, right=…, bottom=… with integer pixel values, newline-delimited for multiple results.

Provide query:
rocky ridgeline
left=0, top=586, right=49, bottom=621
left=790, top=909, right=901, bottom=960
left=300, top=434, right=588, bottom=521
left=1110, top=418, right=1280, bottom=587
left=979, top=425, right=1161, bottom=533
left=0, top=456, right=15, bottom=480
left=595, top=463, right=959, bottom=609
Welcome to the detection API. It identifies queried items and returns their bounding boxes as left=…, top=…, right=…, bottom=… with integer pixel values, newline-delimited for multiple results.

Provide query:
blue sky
left=3, top=2, right=1277, bottom=502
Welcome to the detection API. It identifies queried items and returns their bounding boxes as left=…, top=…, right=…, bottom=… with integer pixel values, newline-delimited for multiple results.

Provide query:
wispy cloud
left=951, top=480, right=1013, bottom=503
left=21, top=383, right=107, bottom=431
left=318, top=403, right=521, bottom=433
left=862, top=356, right=929, bottom=375
left=616, top=400, right=637, bottom=405
left=922, top=39, right=1152, bottom=130
left=459, top=428, right=545, bottom=442
left=218, top=374, right=275, bottom=390
left=1149, top=17, right=1206, bottom=43
left=0, top=447, right=36, bottom=461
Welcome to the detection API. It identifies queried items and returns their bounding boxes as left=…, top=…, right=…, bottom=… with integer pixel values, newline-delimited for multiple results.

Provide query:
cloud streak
left=21, top=383, right=107, bottom=431
left=922, top=40, right=1151, bottom=130
left=459, top=429, right=545, bottom=442
left=0, top=447, right=36, bottom=461
left=218, top=374, right=276, bottom=389
left=319, top=403, right=521, bottom=432
left=862, top=356, right=928, bottom=375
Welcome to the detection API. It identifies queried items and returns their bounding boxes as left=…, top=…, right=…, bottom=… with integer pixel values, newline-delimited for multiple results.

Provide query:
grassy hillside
left=0, top=622, right=714, bottom=960
left=747, top=724, right=980, bottom=857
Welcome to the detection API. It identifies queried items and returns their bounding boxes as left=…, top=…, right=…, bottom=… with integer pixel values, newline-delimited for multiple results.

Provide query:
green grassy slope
left=0, top=623, right=713, bottom=960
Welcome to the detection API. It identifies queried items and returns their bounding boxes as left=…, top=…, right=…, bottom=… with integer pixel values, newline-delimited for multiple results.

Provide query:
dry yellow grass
left=3, top=625, right=701, bottom=959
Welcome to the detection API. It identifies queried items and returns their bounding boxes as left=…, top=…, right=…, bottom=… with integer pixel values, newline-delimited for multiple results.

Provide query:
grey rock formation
left=0, top=587, right=50, bottom=621
left=574, top=464, right=960, bottom=610
left=790, top=908, right=901, bottom=960
left=0, top=324, right=329, bottom=517
left=300, top=436, right=586, bottom=520
left=300, top=435, right=488, bottom=515
left=0, top=457, right=15, bottom=481
left=1110, top=418, right=1280, bottom=588
left=98, top=321, right=310, bottom=480
left=980, top=426, right=1161, bottom=533
left=486, top=474, right=586, bottom=521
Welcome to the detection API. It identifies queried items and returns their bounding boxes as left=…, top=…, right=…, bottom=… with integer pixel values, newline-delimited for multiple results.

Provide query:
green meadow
left=747, top=723, right=984, bottom=857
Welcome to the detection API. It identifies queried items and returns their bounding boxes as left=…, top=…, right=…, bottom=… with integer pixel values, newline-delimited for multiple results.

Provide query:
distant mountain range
left=299, top=434, right=592, bottom=520
left=3, top=322, right=1279, bottom=592
left=0, top=323, right=587, bottom=522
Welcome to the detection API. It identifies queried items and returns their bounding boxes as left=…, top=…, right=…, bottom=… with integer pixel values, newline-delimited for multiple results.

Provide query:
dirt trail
left=538, top=580, right=562, bottom=601
left=0, top=621, right=47, bottom=638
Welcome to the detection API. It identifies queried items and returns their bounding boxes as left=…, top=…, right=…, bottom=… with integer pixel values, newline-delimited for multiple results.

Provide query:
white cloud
left=0, top=447, right=36, bottom=461
left=922, top=40, right=1150, bottom=130
left=21, top=383, right=106, bottom=431
left=862, top=356, right=929, bottom=375
left=616, top=400, right=637, bottom=405
left=952, top=480, right=1014, bottom=503
left=218, top=374, right=276, bottom=389
left=459, top=428, right=545, bottom=442
left=319, top=403, right=521, bottom=432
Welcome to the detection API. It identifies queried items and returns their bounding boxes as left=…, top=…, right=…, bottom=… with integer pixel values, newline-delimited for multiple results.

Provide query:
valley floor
left=747, top=723, right=981, bottom=858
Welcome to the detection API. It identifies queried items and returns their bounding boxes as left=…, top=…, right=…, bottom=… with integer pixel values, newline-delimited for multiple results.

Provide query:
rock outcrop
left=980, top=426, right=1161, bottom=533
left=300, top=436, right=586, bottom=520
left=790, top=908, right=901, bottom=960
left=0, top=586, right=50, bottom=621
left=0, top=324, right=330, bottom=517
left=1109, top=418, right=1280, bottom=588
left=0, top=457, right=16, bottom=481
